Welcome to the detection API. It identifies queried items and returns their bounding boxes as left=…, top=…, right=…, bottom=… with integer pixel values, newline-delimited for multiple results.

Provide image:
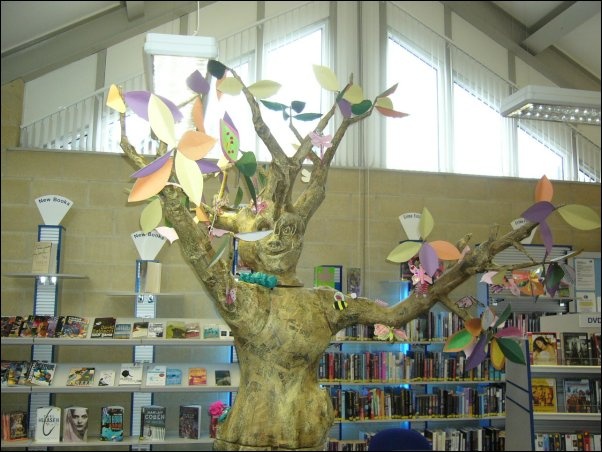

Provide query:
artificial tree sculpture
left=107, top=60, right=600, bottom=451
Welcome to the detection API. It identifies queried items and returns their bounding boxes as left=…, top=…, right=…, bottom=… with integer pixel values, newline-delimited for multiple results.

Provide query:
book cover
left=66, top=367, right=95, bottom=386
left=119, top=363, right=143, bottom=385
left=31, top=241, right=57, bottom=274
left=139, top=405, right=166, bottom=441
left=564, top=378, right=593, bottom=413
left=314, top=264, right=343, bottom=290
left=1, top=316, right=23, bottom=337
left=18, top=315, right=38, bottom=337
left=7, top=361, right=31, bottom=386
left=131, top=321, right=149, bottom=338
left=90, top=317, right=117, bottom=338
left=1, top=361, right=10, bottom=387
left=27, top=361, right=56, bottom=386
left=219, top=324, right=233, bottom=340
left=60, top=316, right=90, bottom=339
left=145, top=365, right=167, bottom=386
left=4, top=411, right=28, bottom=441
left=215, top=369, right=232, bottom=386
left=147, top=321, right=164, bottom=338
left=62, top=406, right=88, bottom=442
left=591, top=332, right=601, bottom=365
left=113, top=322, right=132, bottom=339
left=166, top=320, right=187, bottom=339
left=166, top=367, right=183, bottom=385
left=185, top=321, right=200, bottom=338
left=188, top=367, right=207, bottom=386
left=562, top=331, right=592, bottom=365
left=97, top=369, right=116, bottom=387
left=100, top=405, right=124, bottom=442
left=7, top=316, right=24, bottom=337
left=45, top=315, right=64, bottom=338
left=528, top=332, right=558, bottom=365
left=531, top=378, right=558, bottom=412
left=202, top=323, right=220, bottom=339
left=179, top=405, right=202, bottom=439
left=34, top=406, right=61, bottom=442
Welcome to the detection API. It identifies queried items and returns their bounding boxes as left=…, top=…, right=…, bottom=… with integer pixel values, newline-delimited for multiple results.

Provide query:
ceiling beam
left=522, top=1, right=602, bottom=54
left=125, top=1, right=146, bottom=21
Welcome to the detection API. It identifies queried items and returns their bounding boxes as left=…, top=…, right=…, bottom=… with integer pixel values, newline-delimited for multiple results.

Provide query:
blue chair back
left=367, top=428, right=432, bottom=451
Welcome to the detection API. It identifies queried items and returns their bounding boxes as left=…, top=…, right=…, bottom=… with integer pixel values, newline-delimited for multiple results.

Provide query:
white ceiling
left=1, top=1, right=600, bottom=86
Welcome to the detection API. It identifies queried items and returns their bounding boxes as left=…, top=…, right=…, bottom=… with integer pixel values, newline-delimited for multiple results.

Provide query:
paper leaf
left=291, top=101, right=305, bottom=113
left=545, top=262, right=564, bottom=298
left=377, top=83, right=398, bottom=99
left=466, top=334, right=488, bottom=371
left=128, top=157, right=173, bottom=202
left=220, top=115, right=240, bottom=162
left=243, top=173, right=257, bottom=210
left=260, top=100, right=287, bottom=112
left=493, top=304, right=512, bottom=328
left=419, top=207, right=434, bottom=240
left=539, top=220, right=554, bottom=255
left=217, top=77, right=243, bottom=95
left=234, top=187, right=243, bottom=206
left=521, top=201, right=555, bottom=223
left=235, top=230, right=273, bottom=241
left=186, top=70, right=210, bottom=95
left=312, top=65, right=340, bottom=91
left=557, top=204, right=601, bottom=230
left=195, top=205, right=209, bottom=223
left=155, top=226, right=179, bottom=243
left=534, top=175, right=553, bottom=202
left=375, top=97, right=393, bottom=109
left=124, top=91, right=183, bottom=122
left=174, top=152, right=204, bottom=206
left=293, top=113, right=322, bottom=121
left=429, top=240, right=462, bottom=261
left=337, top=99, right=352, bottom=118
left=342, top=84, right=364, bottom=104
left=197, top=159, right=221, bottom=174
left=131, top=230, right=166, bottom=260
left=465, top=318, right=483, bottom=336
left=148, top=94, right=177, bottom=149
left=131, top=151, right=173, bottom=178
left=178, top=130, right=216, bottom=160
left=207, top=236, right=230, bottom=268
left=192, top=97, right=205, bottom=133
left=386, top=241, right=422, bottom=263
left=248, top=80, right=281, bottom=99
left=481, top=307, right=497, bottom=330
left=495, top=337, right=526, bottom=365
left=106, top=84, right=126, bottom=113
left=375, top=106, right=409, bottom=118
left=351, top=100, right=372, bottom=115
left=207, top=60, right=226, bottom=79
left=234, top=151, right=257, bottom=178
left=140, top=197, right=163, bottom=233
left=490, top=338, right=506, bottom=370
left=418, top=242, right=439, bottom=277
left=35, top=195, right=73, bottom=225
left=443, top=328, right=475, bottom=352
left=495, top=326, right=523, bottom=338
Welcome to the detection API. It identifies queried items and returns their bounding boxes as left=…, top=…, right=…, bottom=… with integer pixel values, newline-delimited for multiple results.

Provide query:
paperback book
left=62, top=406, right=88, bottom=442
left=185, top=321, right=200, bottom=338
left=6, top=361, right=31, bottom=386
left=166, top=320, right=187, bottom=339
left=90, top=317, right=117, bottom=338
left=131, top=321, right=149, bottom=338
left=1, top=316, right=23, bottom=337
left=166, top=367, right=183, bottom=385
left=139, top=405, right=166, bottom=441
left=179, top=404, right=202, bottom=439
left=34, top=406, right=61, bottom=443
left=147, top=321, right=164, bottom=338
left=45, top=316, right=65, bottom=338
left=592, top=332, right=601, bottom=365
left=531, top=377, right=558, bottom=412
left=97, top=370, right=116, bottom=387
left=31, top=241, right=57, bottom=274
left=2, top=410, right=28, bottom=441
left=119, top=363, right=143, bottom=385
left=66, top=367, right=95, bottom=386
left=528, top=332, right=558, bottom=365
left=60, top=315, right=90, bottom=339
left=188, top=367, right=207, bottom=386
left=113, top=322, right=132, bottom=339
left=27, top=361, right=56, bottom=386
left=145, top=365, right=167, bottom=386
left=562, top=332, right=592, bottom=365
left=202, top=323, right=220, bottom=340
left=564, top=378, right=593, bottom=413
left=100, top=405, right=124, bottom=441
left=215, top=369, right=232, bottom=386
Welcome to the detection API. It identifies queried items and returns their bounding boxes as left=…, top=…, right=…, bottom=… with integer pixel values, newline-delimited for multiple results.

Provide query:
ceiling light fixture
left=501, top=85, right=601, bottom=125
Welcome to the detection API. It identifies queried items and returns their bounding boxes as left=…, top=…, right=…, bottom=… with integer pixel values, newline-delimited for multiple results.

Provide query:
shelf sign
left=399, top=212, right=421, bottom=240
left=35, top=195, right=73, bottom=225
left=578, top=313, right=601, bottom=327
left=132, top=230, right=166, bottom=260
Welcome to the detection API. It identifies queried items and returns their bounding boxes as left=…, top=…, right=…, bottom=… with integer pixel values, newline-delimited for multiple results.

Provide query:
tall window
left=517, top=128, right=564, bottom=180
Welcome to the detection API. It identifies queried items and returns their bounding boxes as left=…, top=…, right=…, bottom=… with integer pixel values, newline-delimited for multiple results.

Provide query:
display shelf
left=1, top=434, right=216, bottom=449
left=106, top=291, right=184, bottom=297
left=2, top=272, right=88, bottom=279
left=1, top=337, right=235, bottom=346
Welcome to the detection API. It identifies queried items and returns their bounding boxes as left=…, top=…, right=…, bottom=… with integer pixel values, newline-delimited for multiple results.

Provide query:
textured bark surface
left=117, top=64, right=553, bottom=450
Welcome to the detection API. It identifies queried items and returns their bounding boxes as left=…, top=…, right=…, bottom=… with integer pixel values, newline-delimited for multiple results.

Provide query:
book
left=131, top=321, right=149, bottom=338
left=66, top=367, right=95, bottom=386
left=90, top=317, right=117, bottom=338
left=7, top=316, right=24, bottom=337
left=179, top=405, right=202, bottom=439
left=147, top=321, right=164, bottom=338
left=188, top=367, right=207, bottom=385
left=34, top=406, right=61, bottom=442
left=60, top=315, right=90, bottom=338
left=591, top=332, right=601, bottom=365
left=531, top=377, right=557, bottom=412
left=166, top=320, right=187, bottom=339
left=139, top=405, right=166, bottom=441
left=215, top=369, right=231, bottom=386
left=166, top=367, right=183, bottom=385
left=119, top=363, right=143, bottom=385
left=2, top=410, right=28, bottom=441
left=564, top=378, right=593, bottom=413
left=202, top=323, right=220, bottom=340
left=528, top=332, right=558, bottom=365
left=62, top=406, right=88, bottom=442
left=6, top=361, right=31, bottom=386
left=113, top=322, right=132, bottom=339
left=31, top=241, right=57, bottom=274
left=18, top=315, right=40, bottom=337
left=97, top=369, right=116, bottom=387
left=45, top=315, right=64, bottom=338
left=100, top=405, right=124, bottom=442
left=185, top=321, right=200, bottom=338
left=1, top=361, right=10, bottom=387
left=27, top=361, right=56, bottom=386
left=561, top=331, right=592, bottom=366
left=145, top=364, right=167, bottom=386
left=314, top=264, right=343, bottom=290
left=1, top=316, right=23, bottom=337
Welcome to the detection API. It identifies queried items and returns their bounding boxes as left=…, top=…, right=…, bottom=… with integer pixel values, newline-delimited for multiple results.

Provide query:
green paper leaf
left=386, top=241, right=422, bottom=263
left=220, top=118, right=239, bottom=162
left=260, top=100, right=287, bottom=112
left=495, top=337, right=526, bottom=364
left=493, top=304, right=512, bottom=328
left=248, top=80, right=281, bottom=99
left=443, top=328, right=475, bottom=352
left=235, top=151, right=257, bottom=178
left=293, top=113, right=322, bottom=121
left=557, top=204, right=601, bottom=230
left=243, top=174, right=257, bottom=210
left=234, top=187, right=243, bottom=207
left=351, top=100, right=372, bottom=115
left=291, top=101, right=305, bottom=113
left=419, top=207, right=434, bottom=240
left=208, top=60, right=226, bottom=79
left=140, top=197, right=163, bottom=233
left=208, top=235, right=230, bottom=268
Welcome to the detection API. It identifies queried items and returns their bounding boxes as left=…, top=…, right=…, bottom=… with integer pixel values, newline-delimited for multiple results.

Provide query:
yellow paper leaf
left=490, top=338, right=506, bottom=370
left=196, top=205, right=209, bottom=222
left=312, top=65, right=340, bottom=92
left=342, top=84, right=364, bottom=104
left=178, top=130, right=217, bottom=160
left=534, top=175, right=553, bottom=202
left=419, top=207, right=434, bottom=240
left=148, top=94, right=176, bottom=149
left=128, top=157, right=173, bottom=202
left=375, top=97, right=393, bottom=109
left=140, top=197, right=163, bottom=233
left=106, top=84, right=126, bottom=113
left=217, top=77, right=243, bottom=95
left=557, top=204, right=601, bottom=230
left=175, top=151, right=204, bottom=207
left=429, top=240, right=462, bottom=260
left=192, top=97, right=205, bottom=133
left=386, top=241, right=422, bottom=263
left=248, top=80, right=282, bottom=99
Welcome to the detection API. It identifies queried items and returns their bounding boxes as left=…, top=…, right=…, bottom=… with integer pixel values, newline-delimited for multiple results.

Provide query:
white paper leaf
left=235, top=230, right=273, bottom=241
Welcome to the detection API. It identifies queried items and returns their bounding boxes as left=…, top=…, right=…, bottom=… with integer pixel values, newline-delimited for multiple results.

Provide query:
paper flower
left=374, top=324, right=408, bottom=342
left=209, top=400, right=227, bottom=417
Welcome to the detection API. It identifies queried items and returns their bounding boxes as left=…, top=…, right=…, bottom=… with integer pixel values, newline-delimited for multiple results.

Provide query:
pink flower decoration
left=209, top=401, right=227, bottom=416
left=251, top=197, right=268, bottom=214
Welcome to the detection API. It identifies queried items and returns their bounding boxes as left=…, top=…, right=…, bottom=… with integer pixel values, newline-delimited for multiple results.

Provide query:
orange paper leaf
left=534, top=175, right=553, bottom=202
left=178, top=130, right=217, bottom=160
left=128, top=157, right=173, bottom=202
left=192, top=97, right=205, bottom=133
left=429, top=240, right=462, bottom=261
left=465, top=318, right=483, bottom=336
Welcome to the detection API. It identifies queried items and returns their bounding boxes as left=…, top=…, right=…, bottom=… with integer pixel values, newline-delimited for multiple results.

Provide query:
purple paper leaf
left=419, top=242, right=439, bottom=277
left=545, top=262, right=564, bottom=298
left=130, top=150, right=173, bottom=178
left=466, top=334, right=488, bottom=371
left=538, top=220, right=554, bottom=255
left=124, top=91, right=183, bottom=122
left=186, top=70, right=210, bottom=95
left=223, top=112, right=238, bottom=133
left=337, top=99, right=352, bottom=118
left=197, top=159, right=221, bottom=174
left=521, top=201, right=555, bottom=223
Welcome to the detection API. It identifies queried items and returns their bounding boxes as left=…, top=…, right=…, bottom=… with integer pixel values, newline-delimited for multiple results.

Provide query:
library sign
left=578, top=313, right=601, bottom=328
